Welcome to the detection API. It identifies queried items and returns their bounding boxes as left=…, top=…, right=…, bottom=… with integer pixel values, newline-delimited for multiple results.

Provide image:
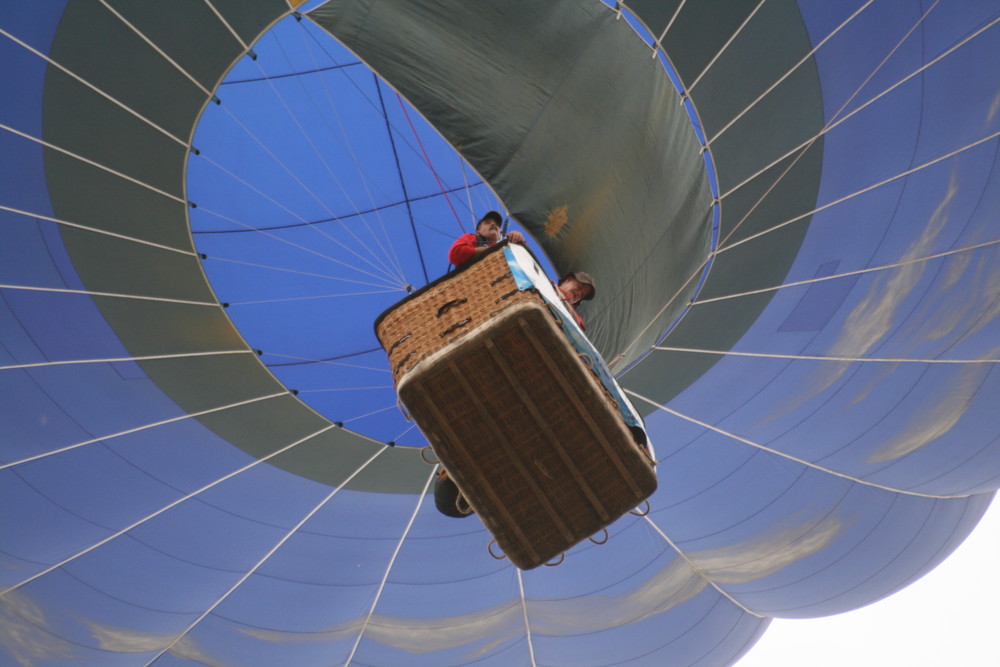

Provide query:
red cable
left=397, top=93, right=467, bottom=233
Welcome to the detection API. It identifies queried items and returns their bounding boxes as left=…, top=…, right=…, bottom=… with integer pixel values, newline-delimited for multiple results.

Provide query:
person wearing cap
left=557, top=272, right=596, bottom=306
left=556, top=271, right=596, bottom=329
left=448, top=211, right=524, bottom=268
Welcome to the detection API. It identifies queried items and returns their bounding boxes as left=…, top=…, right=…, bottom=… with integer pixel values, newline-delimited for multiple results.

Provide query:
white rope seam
left=262, top=351, right=391, bottom=374
left=201, top=0, right=249, bottom=50
left=613, top=254, right=713, bottom=367
left=203, top=255, right=398, bottom=289
left=265, top=26, right=407, bottom=285
left=718, top=126, right=1000, bottom=255
left=0, top=28, right=187, bottom=146
left=98, top=0, right=212, bottom=96
left=716, top=0, right=944, bottom=249
left=225, top=289, right=400, bottom=306
left=652, top=346, right=999, bottom=365
left=654, top=0, right=689, bottom=47
left=294, top=24, right=408, bottom=281
left=204, top=22, right=408, bottom=286
left=0, top=204, right=194, bottom=255
left=721, top=0, right=988, bottom=204
left=145, top=442, right=389, bottom=666
left=391, top=422, right=417, bottom=442
left=706, top=0, right=875, bottom=147
left=343, top=466, right=437, bottom=666
left=516, top=568, right=538, bottom=667
left=642, top=515, right=765, bottom=618
left=0, top=420, right=336, bottom=598
left=686, top=0, right=767, bottom=93
left=341, top=404, right=399, bottom=424
left=0, top=122, right=186, bottom=204
left=693, top=237, right=1000, bottom=305
left=0, top=349, right=252, bottom=371
left=616, top=1, right=948, bottom=366
left=0, top=391, right=288, bottom=471
left=624, top=389, right=968, bottom=500
left=192, top=204, right=401, bottom=289
left=296, top=386, right=393, bottom=393
left=0, top=283, right=217, bottom=307
left=193, top=153, right=404, bottom=288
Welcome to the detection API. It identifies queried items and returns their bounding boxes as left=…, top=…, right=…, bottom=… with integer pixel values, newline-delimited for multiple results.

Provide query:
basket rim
left=371, top=239, right=547, bottom=337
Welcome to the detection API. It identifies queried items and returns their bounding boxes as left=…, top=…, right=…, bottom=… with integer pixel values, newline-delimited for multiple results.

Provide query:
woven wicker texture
left=397, top=301, right=657, bottom=570
left=376, top=248, right=535, bottom=381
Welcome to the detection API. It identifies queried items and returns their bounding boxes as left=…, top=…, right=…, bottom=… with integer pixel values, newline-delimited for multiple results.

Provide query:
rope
left=0, top=122, right=185, bottom=204
left=343, top=466, right=436, bottom=666
left=397, top=93, right=466, bottom=233
left=0, top=283, right=217, bottom=307
left=0, top=349, right=251, bottom=372
left=203, top=255, right=398, bottom=289
left=625, top=389, right=970, bottom=500
left=194, top=203, right=401, bottom=288
left=265, top=25, right=407, bottom=284
left=642, top=516, right=765, bottom=618
left=0, top=28, right=186, bottom=146
left=693, top=237, right=1000, bottom=306
left=652, top=346, right=1000, bottom=365
left=0, top=204, right=192, bottom=255
left=223, top=288, right=399, bottom=306
left=685, top=0, right=767, bottom=93
left=705, top=0, right=875, bottom=148
left=516, top=569, right=538, bottom=667
left=0, top=392, right=288, bottom=471
left=1, top=422, right=337, bottom=600
left=718, top=127, right=1000, bottom=256
left=145, top=442, right=389, bottom=665
left=376, top=77, right=430, bottom=284
left=716, top=0, right=943, bottom=249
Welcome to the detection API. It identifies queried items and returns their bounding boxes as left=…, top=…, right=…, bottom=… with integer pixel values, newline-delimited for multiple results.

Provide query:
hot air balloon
left=2, top=0, right=998, bottom=665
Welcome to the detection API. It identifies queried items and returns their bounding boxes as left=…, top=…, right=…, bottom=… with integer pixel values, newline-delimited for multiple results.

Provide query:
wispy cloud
left=0, top=591, right=76, bottom=666
left=866, top=363, right=986, bottom=463
left=86, top=621, right=236, bottom=667
left=239, top=515, right=841, bottom=656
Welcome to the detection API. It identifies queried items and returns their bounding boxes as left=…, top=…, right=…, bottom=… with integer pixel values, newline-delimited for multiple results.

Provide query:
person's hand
left=506, top=230, right=525, bottom=244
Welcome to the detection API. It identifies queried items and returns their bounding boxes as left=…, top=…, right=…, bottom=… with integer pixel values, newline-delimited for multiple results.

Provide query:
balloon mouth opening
left=182, top=6, right=724, bottom=448
left=185, top=15, right=516, bottom=449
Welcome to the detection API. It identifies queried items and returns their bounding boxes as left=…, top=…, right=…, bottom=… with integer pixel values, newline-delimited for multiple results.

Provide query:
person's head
left=434, top=469, right=472, bottom=518
left=558, top=272, right=596, bottom=305
left=475, top=211, right=503, bottom=244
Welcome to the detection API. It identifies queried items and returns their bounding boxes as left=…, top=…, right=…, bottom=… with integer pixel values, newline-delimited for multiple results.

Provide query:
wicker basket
left=375, top=244, right=657, bottom=569
left=376, top=246, right=537, bottom=382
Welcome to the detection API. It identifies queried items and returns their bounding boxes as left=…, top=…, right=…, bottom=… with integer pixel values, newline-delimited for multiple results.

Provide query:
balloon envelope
left=1, top=0, right=998, bottom=665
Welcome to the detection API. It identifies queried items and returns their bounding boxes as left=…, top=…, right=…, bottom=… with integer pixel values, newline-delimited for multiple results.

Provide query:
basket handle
left=439, top=318, right=472, bottom=337
left=419, top=446, right=439, bottom=465
left=629, top=500, right=651, bottom=517
left=589, top=528, right=609, bottom=545
left=436, top=298, right=467, bottom=318
left=393, top=351, right=416, bottom=375
left=494, top=289, right=519, bottom=304
left=455, top=493, right=474, bottom=515
left=544, top=553, right=565, bottom=567
left=387, top=332, right=411, bottom=355
left=490, top=271, right=513, bottom=286
left=487, top=540, right=507, bottom=561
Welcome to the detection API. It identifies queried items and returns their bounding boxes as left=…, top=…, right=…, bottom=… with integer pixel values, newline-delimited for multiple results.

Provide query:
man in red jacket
left=448, top=211, right=524, bottom=267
